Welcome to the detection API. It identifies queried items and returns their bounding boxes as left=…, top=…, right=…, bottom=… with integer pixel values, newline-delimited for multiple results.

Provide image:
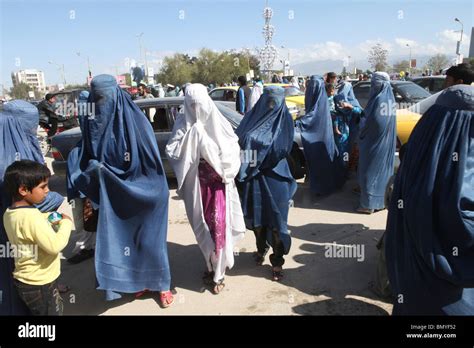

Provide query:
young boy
left=3, top=160, right=72, bottom=315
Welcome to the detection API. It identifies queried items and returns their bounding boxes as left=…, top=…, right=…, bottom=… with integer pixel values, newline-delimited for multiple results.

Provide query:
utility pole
left=455, top=18, right=464, bottom=64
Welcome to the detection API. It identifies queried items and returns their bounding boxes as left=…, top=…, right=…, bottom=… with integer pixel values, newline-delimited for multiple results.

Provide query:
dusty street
left=46, top=156, right=393, bottom=315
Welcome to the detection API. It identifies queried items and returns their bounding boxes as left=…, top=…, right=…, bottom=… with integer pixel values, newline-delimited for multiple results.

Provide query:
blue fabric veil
left=67, top=75, right=171, bottom=300
left=236, top=86, right=296, bottom=252
left=296, top=75, right=345, bottom=195
left=358, top=72, right=397, bottom=210
left=386, top=84, right=474, bottom=315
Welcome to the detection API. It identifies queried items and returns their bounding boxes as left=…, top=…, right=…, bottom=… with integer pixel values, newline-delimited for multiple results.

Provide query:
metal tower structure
left=258, top=0, right=278, bottom=79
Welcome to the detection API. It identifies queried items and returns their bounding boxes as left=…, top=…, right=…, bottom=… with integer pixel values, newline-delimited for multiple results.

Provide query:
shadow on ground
left=229, top=222, right=391, bottom=315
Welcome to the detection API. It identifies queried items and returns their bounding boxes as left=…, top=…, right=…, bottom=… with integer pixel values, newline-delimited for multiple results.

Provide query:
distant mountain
left=291, top=55, right=440, bottom=76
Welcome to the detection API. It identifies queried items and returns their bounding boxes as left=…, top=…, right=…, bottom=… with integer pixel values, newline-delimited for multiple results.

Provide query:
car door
left=352, top=83, right=371, bottom=108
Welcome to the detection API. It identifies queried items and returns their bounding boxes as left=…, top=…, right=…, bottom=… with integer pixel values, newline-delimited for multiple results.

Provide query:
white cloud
left=287, top=41, right=348, bottom=64
left=438, top=29, right=463, bottom=43
left=395, top=38, right=417, bottom=48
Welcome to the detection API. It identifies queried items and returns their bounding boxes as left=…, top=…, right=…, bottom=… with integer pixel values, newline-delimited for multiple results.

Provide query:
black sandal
left=211, top=279, right=225, bottom=295
left=272, top=268, right=283, bottom=281
left=253, top=252, right=265, bottom=266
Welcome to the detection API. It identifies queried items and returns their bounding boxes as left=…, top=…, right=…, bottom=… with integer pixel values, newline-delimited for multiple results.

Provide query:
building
left=11, top=69, right=46, bottom=92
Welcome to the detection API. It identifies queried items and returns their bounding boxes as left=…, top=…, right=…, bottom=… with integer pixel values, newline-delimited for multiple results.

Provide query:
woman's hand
left=83, top=199, right=94, bottom=221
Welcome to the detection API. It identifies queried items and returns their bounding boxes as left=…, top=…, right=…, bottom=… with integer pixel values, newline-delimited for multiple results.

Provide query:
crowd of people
left=0, top=62, right=473, bottom=316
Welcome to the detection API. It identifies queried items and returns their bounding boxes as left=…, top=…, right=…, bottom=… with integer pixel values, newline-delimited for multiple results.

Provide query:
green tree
left=426, top=54, right=450, bottom=73
left=10, top=82, right=35, bottom=99
left=155, top=53, right=196, bottom=86
left=392, top=60, right=410, bottom=73
left=368, top=43, right=389, bottom=71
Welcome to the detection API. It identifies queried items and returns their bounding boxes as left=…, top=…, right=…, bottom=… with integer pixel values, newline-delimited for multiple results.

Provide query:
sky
left=1, top=0, right=472, bottom=88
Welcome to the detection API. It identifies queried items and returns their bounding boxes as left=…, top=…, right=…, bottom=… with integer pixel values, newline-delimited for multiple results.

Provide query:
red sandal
left=159, top=290, right=174, bottom=308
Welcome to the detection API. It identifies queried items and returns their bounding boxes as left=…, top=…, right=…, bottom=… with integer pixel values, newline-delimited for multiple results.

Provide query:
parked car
left=209, top=84, right=304, bottom=118
left=411, top=76, right=446, bottom=94
left=51, top=97, right=307, bottom=180
left=352, top=80, right=431, bottom=109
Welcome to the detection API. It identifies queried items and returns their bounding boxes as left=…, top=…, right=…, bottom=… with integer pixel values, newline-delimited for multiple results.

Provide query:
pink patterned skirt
left=198, top=160, right=226, bottom=251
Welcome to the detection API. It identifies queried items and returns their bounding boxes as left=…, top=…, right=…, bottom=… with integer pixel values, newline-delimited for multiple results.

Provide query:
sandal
left=253, top=252, right=265, bottom=266
left=159, top=290, right=174, bottom=308
left=272, top=267, right=283, bottom=282
left=210, top=280, right=225, bottom=295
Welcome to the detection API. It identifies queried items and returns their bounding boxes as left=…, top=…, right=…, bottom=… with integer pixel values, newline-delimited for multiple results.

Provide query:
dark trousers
left=14, top=279, right=64, bottom=316
left=254, top=227, right=285, bottom=267
left=47, top=118, right=58, bottom=139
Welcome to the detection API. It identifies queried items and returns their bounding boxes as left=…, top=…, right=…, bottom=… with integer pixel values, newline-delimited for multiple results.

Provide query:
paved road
left=45, top=156, right=393, bottom=315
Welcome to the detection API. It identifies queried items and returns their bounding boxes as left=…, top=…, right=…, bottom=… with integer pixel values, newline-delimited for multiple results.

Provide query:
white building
left=11, top=69, right=46, bottom=92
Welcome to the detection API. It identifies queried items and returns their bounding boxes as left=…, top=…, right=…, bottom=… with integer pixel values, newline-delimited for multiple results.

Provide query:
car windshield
left=284, top=86, right=304, bottom=96
left=397, top=83, right=431, bottom=100
left=407, top=90, right=442, bottom=115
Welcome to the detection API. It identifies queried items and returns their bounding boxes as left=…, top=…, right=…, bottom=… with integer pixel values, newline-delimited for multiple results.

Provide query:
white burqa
left=165, top=84, right=246, bottom=283
left=247, top=81, right=263, bottom=111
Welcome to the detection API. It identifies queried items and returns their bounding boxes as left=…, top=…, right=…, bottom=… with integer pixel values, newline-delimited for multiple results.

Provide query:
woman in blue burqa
left=357, top=72, right=396, bottom=214
left=385, top=84, right=474, bottom=315
left=235, top=86, right=297, bottom=281
left=67, top=75, right=174, bottom=307
left=0, top=100, right=64, bottom=315
left=296, top=75, right=345, bottom=195
left=333, top=81, right=363, bottom=171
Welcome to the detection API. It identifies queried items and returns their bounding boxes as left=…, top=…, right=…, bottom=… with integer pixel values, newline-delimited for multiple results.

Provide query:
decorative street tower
left=258, top=0, right=278, bottom=79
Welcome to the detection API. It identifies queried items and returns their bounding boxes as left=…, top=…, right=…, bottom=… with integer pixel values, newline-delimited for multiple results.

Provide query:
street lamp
left=136, top=32, right=148, bottom=81
left=48, top=61, right=66, bottom=86
left=76, top=52, right=92, bottom=78
left=406, top=44, right=412, bottom=74
left=280, top=45, right=290, bottom=73
left=455, top=18, right=464, bottom=63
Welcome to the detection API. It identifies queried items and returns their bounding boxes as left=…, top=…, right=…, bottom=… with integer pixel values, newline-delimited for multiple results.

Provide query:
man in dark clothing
left=37, top=93, right=58, bottom=139
left=236, top=75, right=251, bottom=115
left=444, top=63, right=474, bottom=87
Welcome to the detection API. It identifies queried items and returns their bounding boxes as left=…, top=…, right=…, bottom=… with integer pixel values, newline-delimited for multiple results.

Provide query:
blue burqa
left=386, top=84, right=474, bottom=315
left=333, top=83, right=363, bottom=158
left=296, top=75, right=345, bottom=195
left=358, top=72, right=396, bottom=210
left=0, top=100, right=63, bottom=315
left=235, top=86, right=296, bottom=253
left=67, top=75, right=171, bottom=300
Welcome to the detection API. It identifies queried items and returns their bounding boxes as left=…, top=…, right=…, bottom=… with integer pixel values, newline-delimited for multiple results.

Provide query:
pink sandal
left=159, top=291, right=174, bottom=308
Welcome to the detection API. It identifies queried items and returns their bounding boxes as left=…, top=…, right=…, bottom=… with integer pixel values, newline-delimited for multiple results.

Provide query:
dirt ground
left=45, top=156, right=393, bottom=316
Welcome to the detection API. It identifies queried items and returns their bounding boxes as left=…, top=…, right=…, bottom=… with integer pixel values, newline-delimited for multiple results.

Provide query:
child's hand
left=60, top=213, right=72, bottom=222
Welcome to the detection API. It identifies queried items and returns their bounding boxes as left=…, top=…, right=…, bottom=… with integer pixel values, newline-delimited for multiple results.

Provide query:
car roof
left=134, top=97, right=184, bottom=106
left=210, top=86, right=239, bottom=91
left=411, top=76, right=446, bottom=80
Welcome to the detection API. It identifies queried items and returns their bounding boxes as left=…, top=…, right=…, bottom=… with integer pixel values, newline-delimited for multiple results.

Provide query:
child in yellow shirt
left=3, top=160, right=72, bottom=315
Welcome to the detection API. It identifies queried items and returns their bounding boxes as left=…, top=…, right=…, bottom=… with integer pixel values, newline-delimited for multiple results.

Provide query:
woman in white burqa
left=166, top=83, right=246, bottom=294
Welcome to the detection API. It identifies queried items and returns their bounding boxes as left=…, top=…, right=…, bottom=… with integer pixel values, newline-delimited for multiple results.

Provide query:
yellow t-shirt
left=3, top=206, right=72, bottom=286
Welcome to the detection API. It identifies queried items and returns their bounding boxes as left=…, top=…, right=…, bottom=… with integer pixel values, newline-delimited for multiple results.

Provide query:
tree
left=368, top=43, right=389, bottom=71
left=155, top=48, right=261, bottom=86
left=10, top=82, right=35, bottom=99
left=392, top=60, right=410, bottom=73
left=155, top=53, right=196, bottom=86
left=426, top=54, right=450, bottom=73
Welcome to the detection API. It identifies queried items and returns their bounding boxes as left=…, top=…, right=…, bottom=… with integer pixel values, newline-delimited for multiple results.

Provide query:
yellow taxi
left=208, top=85, right=302, bottom=119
